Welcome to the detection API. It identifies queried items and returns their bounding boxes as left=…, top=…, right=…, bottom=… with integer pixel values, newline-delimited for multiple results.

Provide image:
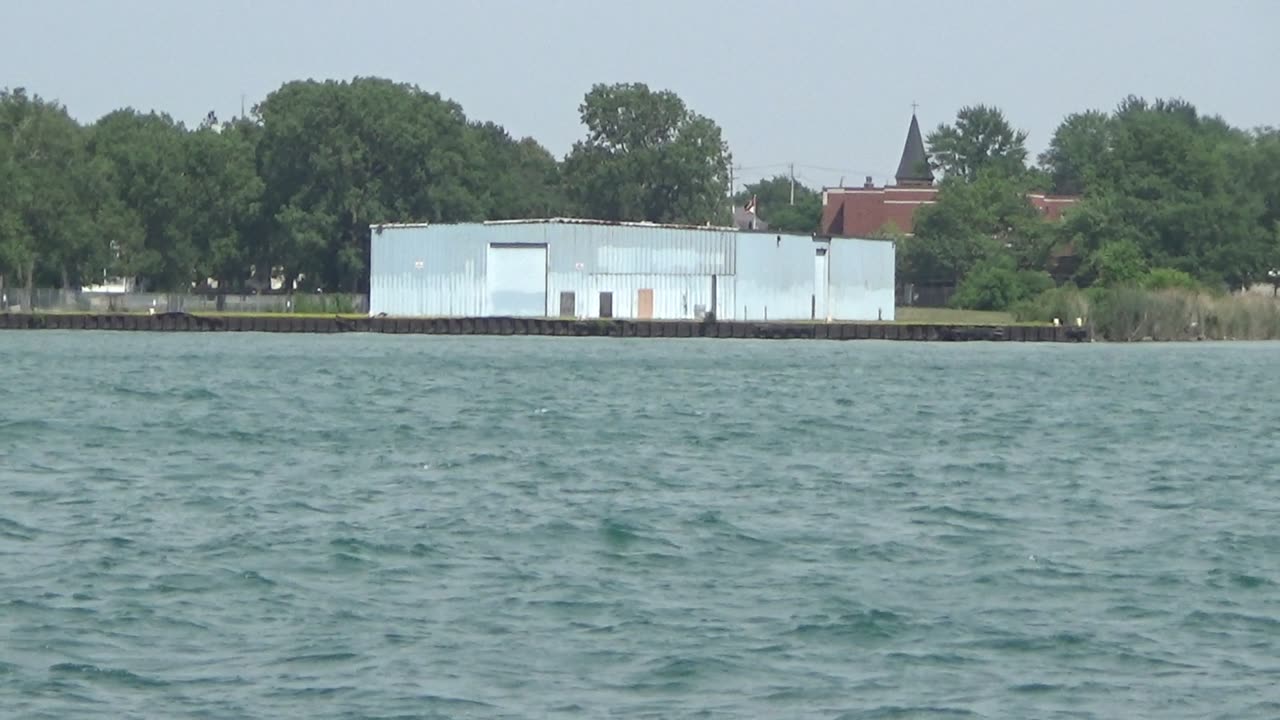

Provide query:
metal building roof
left=373, top=217, right=740, bottom=233
left=371, top=217, right=892, bottom=244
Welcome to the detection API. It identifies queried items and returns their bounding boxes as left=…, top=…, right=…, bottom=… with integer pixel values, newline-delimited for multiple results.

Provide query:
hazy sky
left=5, top=0, right=1277, bottom=190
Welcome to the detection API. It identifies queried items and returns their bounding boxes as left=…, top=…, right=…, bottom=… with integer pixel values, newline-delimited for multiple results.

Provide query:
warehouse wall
left=733, top=232, right=826, bottom=321
left=370, top=221, right=894, bottom=321
left=543, top=223, right=733, bottom=320
left=829, top=236, right=896, bottom=321
left=369, top=225, right=488, bottom=317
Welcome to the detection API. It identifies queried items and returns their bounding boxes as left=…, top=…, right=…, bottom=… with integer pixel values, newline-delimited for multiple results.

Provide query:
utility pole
left=789, top=163, right=796, bottom=205
left=728, top=164, right=738, bottom=217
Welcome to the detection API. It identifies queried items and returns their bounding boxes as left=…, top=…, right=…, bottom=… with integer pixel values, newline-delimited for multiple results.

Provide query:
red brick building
left=820, top=113, right=1079, bottom=237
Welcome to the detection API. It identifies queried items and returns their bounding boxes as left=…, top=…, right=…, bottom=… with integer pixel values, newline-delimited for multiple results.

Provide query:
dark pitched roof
left=895, top=113, right=934, bottom=186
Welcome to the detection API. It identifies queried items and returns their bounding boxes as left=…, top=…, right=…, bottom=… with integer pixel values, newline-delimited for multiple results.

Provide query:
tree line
left=3, top=78, right=1276, bottom=300
left=894, top=100, right=1280, bottom=306
left=0, top=79, right=730, bottom=295
left=737, top=99, right=1278, bottom=302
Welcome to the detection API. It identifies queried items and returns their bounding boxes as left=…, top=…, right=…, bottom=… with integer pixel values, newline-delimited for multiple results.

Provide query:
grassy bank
left=894, top=307, right=1015, bottom=325
left=1012, top=286, right=1280, bottom=341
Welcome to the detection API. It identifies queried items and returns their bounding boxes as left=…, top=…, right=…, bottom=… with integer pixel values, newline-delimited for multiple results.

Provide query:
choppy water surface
left=2, top=333, right=1279, bottom=719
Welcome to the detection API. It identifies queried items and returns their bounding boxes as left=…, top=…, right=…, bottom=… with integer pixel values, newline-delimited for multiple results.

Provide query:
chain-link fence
left=0, top=289, right=368, bottom=314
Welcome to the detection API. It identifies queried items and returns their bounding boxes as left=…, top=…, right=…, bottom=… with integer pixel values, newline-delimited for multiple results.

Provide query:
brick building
left=820, top=113, right=1079, bottom=237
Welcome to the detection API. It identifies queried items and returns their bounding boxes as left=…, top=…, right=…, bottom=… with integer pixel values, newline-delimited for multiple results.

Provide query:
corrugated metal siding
left=370, top=225, right=487, bottom=316
left=371, top=224, right=552, bottom=316
left=829, top=237, right=896, bottom=321
left=733, top=232, right=824, bottom=320
left=546, top=223, right=735, bottom=275
left=713, top=275, right=735, bottom=321
left=549, top=272, right=720, bottom=320
left=370, top=221, right=895, bottom=320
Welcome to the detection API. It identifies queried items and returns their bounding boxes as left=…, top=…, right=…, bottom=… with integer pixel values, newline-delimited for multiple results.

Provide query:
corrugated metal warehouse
left=369, top=219, right=895, bottom=321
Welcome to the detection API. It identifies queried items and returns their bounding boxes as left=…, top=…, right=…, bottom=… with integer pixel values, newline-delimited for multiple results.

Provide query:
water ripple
left=2, top=334, right=1279, bottom=718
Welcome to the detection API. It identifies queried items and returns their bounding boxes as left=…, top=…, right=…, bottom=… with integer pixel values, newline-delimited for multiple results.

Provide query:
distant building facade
left=820, top=113, right=1080, bottom=237
left=369, top=218, right=895, bottom=321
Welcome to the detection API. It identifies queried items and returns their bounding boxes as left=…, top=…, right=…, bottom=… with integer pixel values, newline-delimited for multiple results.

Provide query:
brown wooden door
left=637, top=288, right=654, bottom=319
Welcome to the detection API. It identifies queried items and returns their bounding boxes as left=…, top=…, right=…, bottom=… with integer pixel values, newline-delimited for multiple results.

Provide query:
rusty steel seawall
left=0, top=313, right=1092, bottom=342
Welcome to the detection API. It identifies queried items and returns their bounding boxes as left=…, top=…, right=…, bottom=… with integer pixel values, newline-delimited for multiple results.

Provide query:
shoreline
left=0, top=312, right=1090, bottom=342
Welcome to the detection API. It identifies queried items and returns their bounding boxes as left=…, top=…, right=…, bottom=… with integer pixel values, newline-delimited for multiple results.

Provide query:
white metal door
left=814, top=247, right=829, bottom=320
left=486, top=244, right=547, bottom=316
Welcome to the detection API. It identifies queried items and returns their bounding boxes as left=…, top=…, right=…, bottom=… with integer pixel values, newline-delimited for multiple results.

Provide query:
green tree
left=733, top=175, right=821, bottom=232
left=1099, top=97, right=1270, bottom=288
left=1039, top=110, right=1112, bottom=195
left=949, top=254, right=1053, bottom=311
left=926, top=105, right=1029, bottom=181
left=1088, top=238, right=1148, bottom=286
left=88, top=109, right=194, bottom=290
left=1, top=89, right=133, bottom=296
left=472, top=122, right=567, bottom=220
left=256, top=77, right=490, bottom=292
left=563, top=83, right=731, bottom=224
left=0, top=121, right=27, bottom=294
left=1244, top=128, right=1280, bottom=258
left=1141, top=267, right=1200, bottom=291
left=183, top=121, right=264, bottom=292
left=1052, top=190, right=1146, bottom=285
left=904, top=171, right=1046, bottom=286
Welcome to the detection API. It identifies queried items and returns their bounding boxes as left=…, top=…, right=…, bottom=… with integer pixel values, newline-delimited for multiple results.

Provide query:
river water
left=2, top=333, right=1278, bottom=719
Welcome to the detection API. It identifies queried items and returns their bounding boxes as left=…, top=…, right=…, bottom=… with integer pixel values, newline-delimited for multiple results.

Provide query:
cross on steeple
left=911, top=101, right=919, bottom=114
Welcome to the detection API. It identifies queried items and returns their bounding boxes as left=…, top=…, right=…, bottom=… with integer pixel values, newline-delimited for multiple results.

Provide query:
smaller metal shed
left=369, top=218, right=894, bottom=321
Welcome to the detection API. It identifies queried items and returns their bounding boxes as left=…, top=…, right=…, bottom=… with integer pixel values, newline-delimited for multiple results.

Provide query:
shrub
left=1011, top=283, right=1280, bottom=340
left=1141, top=267, right=1200, bottom=292
left=950, top=256, right=1055, bottom=312
left=1011, top=285, right=1088, bottom=325
left=1089, top=239, right=1148, bottom=287
left=1017, top=269, right=1055, bottom=297
left=292, top=293, right=358, bottom=314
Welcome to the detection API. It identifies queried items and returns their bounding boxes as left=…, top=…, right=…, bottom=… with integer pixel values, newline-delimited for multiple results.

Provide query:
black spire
left=895, top=113, right=934, bottom=186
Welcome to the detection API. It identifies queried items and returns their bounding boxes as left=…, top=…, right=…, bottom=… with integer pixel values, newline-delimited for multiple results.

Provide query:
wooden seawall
left=0, top=313, right=1091, bottom=342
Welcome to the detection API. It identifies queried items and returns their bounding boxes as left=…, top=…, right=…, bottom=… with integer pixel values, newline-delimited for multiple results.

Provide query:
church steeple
left=894, top=111, right=934, bottom=187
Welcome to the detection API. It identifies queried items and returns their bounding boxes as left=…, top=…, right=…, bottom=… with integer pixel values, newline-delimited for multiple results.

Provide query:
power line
left=736, top=160, right=886, bottom=176
left=735, top=161, right=893, bottom=185
left=733, top=163, right=791, bottom=173
left=794, top=163, right=886, bottom=177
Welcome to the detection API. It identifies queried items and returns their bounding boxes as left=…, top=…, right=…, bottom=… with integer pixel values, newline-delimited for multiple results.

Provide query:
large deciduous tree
left=1, top=89, right=135, bottom=296
left=183, top=120, right=265, bottom=292
left=563, top=83, right=731, bottom=224
left=1057, top=96, right=1275, bottom=289
left=89, top=109, right=193, bottom=290
left=472, top=121, right=567, bottom=220
left=901, top=172, right=1048, bottom=286
left=1039, top=110, right=1112, bottom=196
left=255, top=77, right=490, bottom=292
left=927, top=105, right=1029, bottom=181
